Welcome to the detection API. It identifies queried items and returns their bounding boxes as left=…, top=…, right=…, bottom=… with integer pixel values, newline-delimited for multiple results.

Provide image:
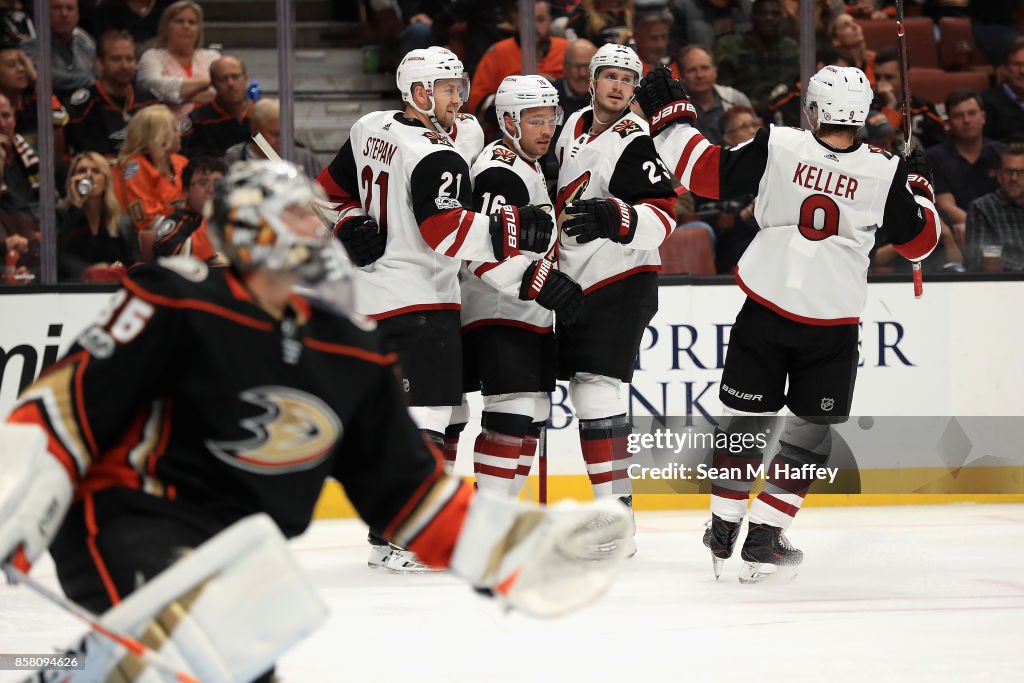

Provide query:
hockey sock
left=443, top=422, right=467, bottom=473
left=708, top=428, right=763, bottom=523
left=748, top=417, right=831, bottom=529
left=513, top=422, right=544, bottom=495
left=473, top=412, right=531, bottom=496
left=422, top=429, right=446, bottom=471
left=579, top=415, right=632, bottom=498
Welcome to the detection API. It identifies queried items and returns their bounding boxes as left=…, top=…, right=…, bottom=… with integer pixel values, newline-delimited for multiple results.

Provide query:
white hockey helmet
left=589, top=43, right=643, bottom=85
left=495, top=75, right=563, bottom=160
left=396, top=46, right=470, bottom=129
left=803, top=65, right=873, bottom=129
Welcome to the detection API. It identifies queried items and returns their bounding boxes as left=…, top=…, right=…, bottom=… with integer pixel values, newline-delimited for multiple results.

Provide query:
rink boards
left=1, top=279, right=1022, bottom=513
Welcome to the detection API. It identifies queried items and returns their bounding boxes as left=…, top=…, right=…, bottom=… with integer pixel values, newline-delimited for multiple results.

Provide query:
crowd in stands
left=0, top=0, right=1022, bottom=283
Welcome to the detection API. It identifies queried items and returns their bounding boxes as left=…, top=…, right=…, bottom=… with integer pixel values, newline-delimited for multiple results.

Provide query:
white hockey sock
left=473, top=429, right=522, bottom=496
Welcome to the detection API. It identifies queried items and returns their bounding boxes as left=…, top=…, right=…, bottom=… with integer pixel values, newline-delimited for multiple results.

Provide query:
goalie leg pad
left=41, top=514, right=326, bottom=683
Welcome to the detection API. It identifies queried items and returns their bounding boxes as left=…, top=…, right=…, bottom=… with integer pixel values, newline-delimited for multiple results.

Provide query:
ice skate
left=385, top=546, right=444, bottom=574
left=702, top=514, right=741, bottom=580
left=738, top=523, right=803, bottom=584
left=367, top=532, right=392, bottom=568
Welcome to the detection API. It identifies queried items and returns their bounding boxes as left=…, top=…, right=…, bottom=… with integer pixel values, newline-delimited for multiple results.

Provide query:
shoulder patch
left=123, top=160, right=140, bottom=180
left=491, top=146, right=517, bottom=165
left=422, top=130, right=454, bottom=147
left=157, top=255, right=210, bottom=282
left=435, top=196, right=462, bottom=210
left=155, top=216, right=178, bottom=238
left=769, top=83, right=789, bottom=100
left=456, top=112, right=475, bottom=122
left=178, top=117, right=192, bottom=133
left=69, top=88, right=90, bottom=105
left=612, top=119, right=642, bottom=138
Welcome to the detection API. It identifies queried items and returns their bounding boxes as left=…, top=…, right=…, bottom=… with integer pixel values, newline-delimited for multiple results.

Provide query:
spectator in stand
left=466, top=1, right=567, bottom=120
left=56, top=151, right=138, bottom=280
left=860, top=108, right=897, bottom=152
left=564, top=0, right=633, bottom=46
left=714, top=0, right=799, bottom=111
left=0, top=0, right=35, bottom=43
left=137, top=0, right=219, bottom=123
left=780, top=0, right=841, bottom=43
left=395, top=0, right=447, bottom=60
left=113, top=103, right=186, bottom=231
left=964, top=143, right=1024, bottom=272
left=92, top=0, right=174, bottom=51
left=927, top=89, right=1004, bottom=245
left=671, top=0, right=751, bottom=49
left=65, top=30, right=159, bottom=157
left=152, top=154, right=222, bottom=262
left=633, top=4, right=679, bottom=77
left=0, top=91, right=39, bottom=277
left=679, top=45, right=750, bottom=145
left=545, top=38, right=597, bottom=179
left=843, top=0, right=888, bottom=20
left=182, top=55, right=252, bottom=159
left=765, top=45, right=850, bottom=127
left=0, top=41, right=69, bottom=149
left=223, top=97, right=321, bottom=181
left=24, top=0, right=95, bottom=103
left=967, top=0, right=1019, bottom=68
left=827, top=12, right=875, bottom=84
left=873, top=45, right=945, bottom=151
left=982, top=37, right=1024, bottom=144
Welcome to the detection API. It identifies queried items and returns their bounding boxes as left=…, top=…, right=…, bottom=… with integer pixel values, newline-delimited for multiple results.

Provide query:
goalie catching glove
left=450, top=491, right=631, bottom=618
left=520, top=259, right=583, bottom=324
left=489, top=204, right=555, bottom=259
left=334, top=215, right=386, bottom=267
left=635, top=64, right=696, bottom=136
left=905, top=146, right=935, bottom=203
left=563, top=197, right=638, bottom=245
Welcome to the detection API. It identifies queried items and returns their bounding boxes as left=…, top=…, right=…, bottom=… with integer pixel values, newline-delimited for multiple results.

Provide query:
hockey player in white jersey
left=553, top=43, right=678, bottom=553
left=636, top=64, right=940, bottom=581
left=460, top=75, right=583, bottom=496
left=317, top=47, right=561, bottom=570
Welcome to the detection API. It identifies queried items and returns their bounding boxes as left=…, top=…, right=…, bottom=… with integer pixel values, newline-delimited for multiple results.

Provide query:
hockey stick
left=2, top=561, right=202, bottom=683
left=538, top=422, right=548, bottom=505
left=895, top=0, right=923, bottom=298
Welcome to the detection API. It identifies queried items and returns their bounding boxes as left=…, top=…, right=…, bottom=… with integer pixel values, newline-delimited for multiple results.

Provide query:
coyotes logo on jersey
left=612, top=119, right=642, bottom=138
left=422, top=131, right=454, bottom=147
left=555, top=170, right=591, bottom=230
left=491, top=146, right=517, bottom=165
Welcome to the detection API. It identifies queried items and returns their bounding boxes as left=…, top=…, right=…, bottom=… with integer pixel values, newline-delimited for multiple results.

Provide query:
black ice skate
left=702, top=515, right=741, bottom=580
left=738, top=523, right=803, bottom=584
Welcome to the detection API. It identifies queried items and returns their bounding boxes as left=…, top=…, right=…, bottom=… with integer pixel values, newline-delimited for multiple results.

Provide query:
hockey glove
left=905, top=146, right=935, bottom=203
left=489, top=204, right=555, bottom=259
left=520, top=259, right=583, bottom=325
left=563, top=197, right=638, bottom=245
left=335, top=215, right=385, bottom=267
left=635, top=65, right=696, bottom=136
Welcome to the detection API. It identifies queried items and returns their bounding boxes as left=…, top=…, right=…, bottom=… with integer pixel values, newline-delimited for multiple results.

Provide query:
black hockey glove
left=562, top=197, right=638, bottom=245
left=489, top=204, right=554, bottom=259
left=519, top=258, right=583, bottom=325
left=905, top=146, right=935, bottom=203
left=635, top=65, right=696, bottom=136
left=335, top=215, right=385, bottom=266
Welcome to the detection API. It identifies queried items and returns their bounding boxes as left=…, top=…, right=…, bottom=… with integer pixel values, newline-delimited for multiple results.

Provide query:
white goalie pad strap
left=450, top=492, right=630, bottom=618
left=46, top=514, right=327, bottom=683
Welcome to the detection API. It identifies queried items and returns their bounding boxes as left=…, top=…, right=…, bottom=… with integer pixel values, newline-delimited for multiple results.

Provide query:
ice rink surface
left=2, top=503, right=1022, bottom=683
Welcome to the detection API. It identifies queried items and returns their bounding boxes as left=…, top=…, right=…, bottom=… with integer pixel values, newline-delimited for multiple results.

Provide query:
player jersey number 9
left=797, top=194, right=840, bottom=242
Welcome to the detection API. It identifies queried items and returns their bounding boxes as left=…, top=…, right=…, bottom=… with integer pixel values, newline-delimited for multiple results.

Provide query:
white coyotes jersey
left=554, top=108, right=677, bottom=293
left=318, top=111, right=488, bottom=318
left=461, top=140, right=556, bottom=331
left=656, top=123, right=940, bottom=323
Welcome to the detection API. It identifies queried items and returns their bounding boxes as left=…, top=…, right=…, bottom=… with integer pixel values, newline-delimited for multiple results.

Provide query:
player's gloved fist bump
left=489, top=204, right=554, bottom=260
left=636, top=65, right=695, bottom=136
left=563, top=197, right=638, bottom=245
left=335, top=215, right=385, bottom=267
left=520, top=259, right=583, bottom=325
left=905, top=146, right=935, bottom=203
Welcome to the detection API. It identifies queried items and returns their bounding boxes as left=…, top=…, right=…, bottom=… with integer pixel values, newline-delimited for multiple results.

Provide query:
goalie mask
left=495, top=75, right=563, bottom=162
left=396, top=46, right=470, bottom=134
left=803, top=65, right=873, bottom=129
left=209, top=160, right=356, bottom=312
